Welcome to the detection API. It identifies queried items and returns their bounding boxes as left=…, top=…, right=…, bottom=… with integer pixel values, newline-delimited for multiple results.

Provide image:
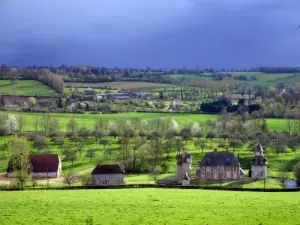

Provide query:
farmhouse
left=198, top=151, right=244, bottom=181
left=172, top=98, right=182, bottom=107
left=94, top=92, right=152, bottom=101
left=251, top=144, right=267, bottom=180
left=91, top=164, right=125, bottom=186
left=176, top=150, right=192, bottom=185
left=7, top=154, right=62, bottom=178
left=84, top=88, right=96, bottom=95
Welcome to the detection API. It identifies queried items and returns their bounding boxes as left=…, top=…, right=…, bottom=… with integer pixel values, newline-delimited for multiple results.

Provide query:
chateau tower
left=251, top=144, right=268, bottom=180
left=176, top=149, right=192, bottom=184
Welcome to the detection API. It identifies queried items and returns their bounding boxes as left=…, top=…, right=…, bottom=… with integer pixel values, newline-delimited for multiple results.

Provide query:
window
left=206, top=172, right=210, bottom=178
left=227, top=167, right=230, bottom=172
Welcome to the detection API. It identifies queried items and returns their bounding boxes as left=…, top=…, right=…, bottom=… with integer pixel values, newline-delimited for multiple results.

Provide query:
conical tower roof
left=256, top=144, right=264, bottom=156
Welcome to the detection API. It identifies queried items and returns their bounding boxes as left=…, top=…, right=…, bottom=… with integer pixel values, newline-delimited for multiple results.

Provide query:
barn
left=7, top=154, right=62, bottom=178
left=91, top=164, right=125, bottom=186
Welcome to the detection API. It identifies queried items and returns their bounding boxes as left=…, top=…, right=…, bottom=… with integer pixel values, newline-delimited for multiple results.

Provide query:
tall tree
left=66, top=118, right=78, bottom=134
left=8, top=137, right=31, bottom=189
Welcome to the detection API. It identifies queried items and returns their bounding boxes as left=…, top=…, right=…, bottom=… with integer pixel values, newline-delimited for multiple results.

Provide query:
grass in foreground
left=0, top=189, right=300, bottom=225
left=0, top=80, right=58, bottom=96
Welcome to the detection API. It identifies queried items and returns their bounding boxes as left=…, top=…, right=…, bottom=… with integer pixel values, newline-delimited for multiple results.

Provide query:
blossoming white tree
left=141, top=120, right=148, bottom=130
left=6, top=115, right=19, bottom=134
left=168, top=118, right=179, bottom=133
left=191, top=123, right=201, bottom=136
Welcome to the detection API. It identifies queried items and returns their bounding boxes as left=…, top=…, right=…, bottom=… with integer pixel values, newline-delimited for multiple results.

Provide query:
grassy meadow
left=0, top=111, right=296, bottom=133
left=2, top=112, right=218, bottom=132
left=1, top=189, right=300, bottom=225
left=171, top=72, right=300, bottom=87
left=64, top=87, right=119, bottom=95
left=64, top=81, right=175, bottom=90
left=0, top=80, right=58, bottom=96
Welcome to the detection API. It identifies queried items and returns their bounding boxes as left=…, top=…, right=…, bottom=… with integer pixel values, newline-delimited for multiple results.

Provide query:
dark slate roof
left=252, top=155, right=268, bottom=166
left=92, top=164, right=125, bottom=175
left=176, top=152, right=192, bottom=165
left=30, top=154, right=60, bottom=173
left=199, top=152, right=240, bottom=167
left=7, top=154, right=60, bottom=173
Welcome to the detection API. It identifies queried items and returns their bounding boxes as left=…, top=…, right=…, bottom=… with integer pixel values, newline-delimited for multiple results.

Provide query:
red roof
left=92, top=164, right=125, bottom=175
left=30, top=154, right=60, bottom=173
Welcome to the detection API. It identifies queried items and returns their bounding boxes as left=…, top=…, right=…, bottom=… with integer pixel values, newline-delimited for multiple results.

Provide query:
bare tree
left=63, top=171, right=78, bottom=187
left=277, top=168, right=289, bottom=183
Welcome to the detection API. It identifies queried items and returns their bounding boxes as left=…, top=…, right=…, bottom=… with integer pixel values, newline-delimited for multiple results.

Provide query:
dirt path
left=0, top=173, right=64, bottom=185
left=0, top=167, right=94, bottom=185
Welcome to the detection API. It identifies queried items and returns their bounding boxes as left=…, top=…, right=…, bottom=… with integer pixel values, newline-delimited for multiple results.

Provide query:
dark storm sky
left=0, top=0, right=299, bottom=68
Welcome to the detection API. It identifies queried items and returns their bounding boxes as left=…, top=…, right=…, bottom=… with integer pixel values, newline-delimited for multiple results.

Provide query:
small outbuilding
left=284, top=180, right=298, bottom=189
left=91, top=164, right=125, bottom=186
left=7, top=154, right=62, bottom=178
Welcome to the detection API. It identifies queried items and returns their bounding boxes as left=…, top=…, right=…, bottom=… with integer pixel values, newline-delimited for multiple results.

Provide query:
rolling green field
left=0, top=111, right=295, bottom=133
left=0, top=189, right=299, bottom=225
left=64, top=81, right=175, bottom=91
left=1, top=112, right=218, bottom=132
left=172, top=72, right=300, bottom=87
left=64, top=87, right=119, bottom=95
left=0, top=80, right=58, bottom=96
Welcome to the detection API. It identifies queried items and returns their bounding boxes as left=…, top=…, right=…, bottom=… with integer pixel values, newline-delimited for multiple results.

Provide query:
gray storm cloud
left=0, top=0, right=299, bottom=67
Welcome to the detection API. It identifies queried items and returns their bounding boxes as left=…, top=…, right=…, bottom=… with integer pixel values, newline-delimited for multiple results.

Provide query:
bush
left=80, top=174, right=93, bottom=186
left=33, top=135, right=46, bottom=150
left=293, top=162, right=300, bottom=185
left=160, top=163, right=169, bottom=173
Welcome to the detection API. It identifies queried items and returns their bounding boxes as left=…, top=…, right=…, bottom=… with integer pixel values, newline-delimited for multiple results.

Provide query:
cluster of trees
left=233, top=75, right=257, bottom=81
left=5, top=110, right=300, bottom=187
left=200, top=98, right=260, bottom=114
left=0, top=66, right=64, bottom=94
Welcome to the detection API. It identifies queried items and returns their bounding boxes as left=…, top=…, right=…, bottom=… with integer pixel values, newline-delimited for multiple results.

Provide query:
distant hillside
left=0, top=80, right=58, bottom=97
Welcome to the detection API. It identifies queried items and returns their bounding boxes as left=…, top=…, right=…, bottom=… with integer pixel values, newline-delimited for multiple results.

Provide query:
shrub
left=293, top=162, right=300, bottom=185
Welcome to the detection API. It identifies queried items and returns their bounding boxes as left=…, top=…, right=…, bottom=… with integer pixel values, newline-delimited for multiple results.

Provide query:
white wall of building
left=251, top=166, right=267, bottom=179
left=92, top=174, right=124, bottom=186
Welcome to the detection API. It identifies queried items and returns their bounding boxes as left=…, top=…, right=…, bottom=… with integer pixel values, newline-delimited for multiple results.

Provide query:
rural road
left=0, top=168, right=93, bottom=185
left=0, top=172, right=64, bottom=185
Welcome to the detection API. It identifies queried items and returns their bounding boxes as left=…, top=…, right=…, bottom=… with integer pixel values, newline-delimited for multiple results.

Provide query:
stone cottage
left=176, top=150, right=192, bottom=185
left=7, top=154, right=62, bottom=178
left=198, top=151, right=244, bottom=181
left=251, top=144, right=268, bottom=180
left=91, top=164, right=125, bottom=186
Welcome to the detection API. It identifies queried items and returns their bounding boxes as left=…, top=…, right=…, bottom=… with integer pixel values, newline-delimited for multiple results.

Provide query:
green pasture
left=64, top=81, right=174, bottom=90
left=0, top=112, right=218, bottom=132
left=171, top=74, right=211, bottom=80
left=0, top=80, right=58, bottom=96
left=64, top=87, right=118, bottom=95
left=0, top=111, right=295, bottom=133
left=231, top=72, right=295, bottom=82
left=1, top=189, right=300, bottom=225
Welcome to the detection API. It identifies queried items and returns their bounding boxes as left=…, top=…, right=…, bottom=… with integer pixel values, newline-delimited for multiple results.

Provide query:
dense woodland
left=1, top=64, right=300, bottom=85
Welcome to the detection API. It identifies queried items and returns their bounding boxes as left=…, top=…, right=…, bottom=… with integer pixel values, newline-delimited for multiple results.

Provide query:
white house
left=172, top=98, right=182, bottom=107
left=176, top=150, right=192, bottom=185
left=7, top=154, right=62, bottom=178
left=92, top=164, right=125, bottom=186
left=251, top=145, right=268, bottom=180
